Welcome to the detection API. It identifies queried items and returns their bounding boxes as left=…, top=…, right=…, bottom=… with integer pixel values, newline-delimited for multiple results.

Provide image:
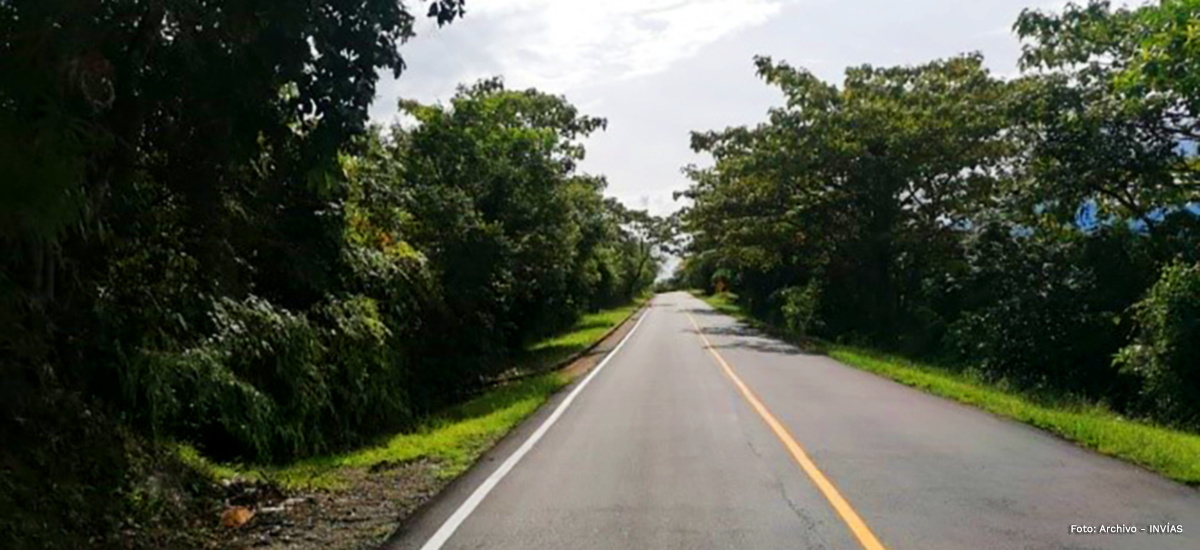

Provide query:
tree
left=0, top=0, right=469, bottom=375
left=683, top=54, right=1011, bottom=344
left=607, top=200, right=675, bottom=301
left=677, top=0, right=1200, bottom=429
left=0, top=2, right=467, bottom=546
left=1012, top=0, right=1200, bottom=229
left=395, top=78, right=608, bottom=356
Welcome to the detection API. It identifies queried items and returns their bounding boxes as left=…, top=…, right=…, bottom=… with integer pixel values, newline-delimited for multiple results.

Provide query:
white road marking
left=417, top=306, right=652, bottom=550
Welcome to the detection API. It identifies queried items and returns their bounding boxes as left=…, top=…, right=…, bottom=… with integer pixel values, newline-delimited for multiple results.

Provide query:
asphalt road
left=386, top=292, right=1200, bottom=550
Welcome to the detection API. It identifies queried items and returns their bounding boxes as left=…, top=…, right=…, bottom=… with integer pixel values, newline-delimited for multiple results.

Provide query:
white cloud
left=461, top=0, right=792, bottom=92
left=378, top=0, right=1051, bottom=217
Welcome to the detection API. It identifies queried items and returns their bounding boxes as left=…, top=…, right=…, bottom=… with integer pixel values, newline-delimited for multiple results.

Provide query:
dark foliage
left=0, top=1, right=668, bottom=547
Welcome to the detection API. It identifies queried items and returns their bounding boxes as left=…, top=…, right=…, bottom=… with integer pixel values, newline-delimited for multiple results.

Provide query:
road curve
left=385, top=292, right=1200, bottom=550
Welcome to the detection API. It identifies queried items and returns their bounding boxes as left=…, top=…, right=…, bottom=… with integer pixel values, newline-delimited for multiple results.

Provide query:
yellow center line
left=687, top=313, right=888, bottom=550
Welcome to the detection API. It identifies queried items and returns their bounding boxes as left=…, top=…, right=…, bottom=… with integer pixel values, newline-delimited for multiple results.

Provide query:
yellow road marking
left=687, top=313, right=888, bottom=550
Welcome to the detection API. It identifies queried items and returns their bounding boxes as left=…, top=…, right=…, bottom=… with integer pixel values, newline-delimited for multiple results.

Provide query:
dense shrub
left=773, top=282, right=822, bottom=338
left=128, top=345, right=278, bottom=461
left=0, top=375, right=134, bottom=550
left=1117, top=261, right=1200, bottom=428
left=315, top=296, right=410, bottom=440
left=124, top=295, right=418, bottom=462
left=942, top=227, right=1127, bottom=396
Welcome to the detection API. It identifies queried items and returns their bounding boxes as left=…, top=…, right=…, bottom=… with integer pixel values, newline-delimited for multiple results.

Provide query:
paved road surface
left=386, top=292, right=1200, bottom=550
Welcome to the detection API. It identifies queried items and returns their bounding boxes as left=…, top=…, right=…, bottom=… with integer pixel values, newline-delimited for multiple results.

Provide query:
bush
left=774, top=281, right=822, bottom=338
left=0, top=373, right=134, bottom=550
left=125, top=294, right=416, bottom=462
left=314, top=295, right=412, bottom=442
left=711, top=268, right=734, bottom=294
left=211, top=297, right=330, bottom=458
left=128, top=346, right=279, bottom=461
left=945, top=227, right=1131, bottom=397
left=1116, top=261, right=1200, bottom=428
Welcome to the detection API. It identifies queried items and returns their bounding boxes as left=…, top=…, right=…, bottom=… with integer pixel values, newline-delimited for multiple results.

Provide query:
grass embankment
left=695, top=291, right=1200, bottom=486
left=183, top=300, right=646, bottom=490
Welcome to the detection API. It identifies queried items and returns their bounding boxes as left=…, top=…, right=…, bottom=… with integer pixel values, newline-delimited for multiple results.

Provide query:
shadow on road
left=683, top=323, right=812, bottom=357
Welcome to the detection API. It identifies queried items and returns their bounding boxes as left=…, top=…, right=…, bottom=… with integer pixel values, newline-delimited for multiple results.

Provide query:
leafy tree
left=1, top=0, right=466, bottom=392
left=1, top=1, right=467, bottom=546
left=946, top=223, right=1148, bottom=398
left=608, top=200, right=676, bottom=302
left=346, top=80, right=663, bottom=401
left=1012, top=0, right=1200, bottom=228
left=396, top=79, right=608, bottom=356
left=683, top=54, right=1010, bottom=345
left=678, top=0, right=1200, bottom=429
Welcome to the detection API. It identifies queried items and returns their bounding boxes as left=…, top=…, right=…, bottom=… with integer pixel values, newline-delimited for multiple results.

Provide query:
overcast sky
left=369, top=0, right=1066, bottom=216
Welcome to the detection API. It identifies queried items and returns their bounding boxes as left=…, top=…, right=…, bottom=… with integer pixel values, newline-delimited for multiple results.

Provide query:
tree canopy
left=677, top=0, right=1200, bottom=428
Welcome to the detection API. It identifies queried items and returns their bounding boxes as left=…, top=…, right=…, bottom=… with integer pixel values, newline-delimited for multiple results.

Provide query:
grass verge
left=262, top=373, right=565, bottom=490
left=695, top=291, right=1200, bottom=486
left=517, top=301, right=646, bottom=375
left=181, top=299, right=646, bottom=491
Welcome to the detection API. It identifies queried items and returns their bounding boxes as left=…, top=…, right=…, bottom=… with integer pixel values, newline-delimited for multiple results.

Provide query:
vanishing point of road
left=386, top=292, right=1200, bottom=550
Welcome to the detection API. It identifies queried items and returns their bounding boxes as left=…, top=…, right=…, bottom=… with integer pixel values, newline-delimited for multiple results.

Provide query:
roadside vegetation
left=175, top=299, right=643, bottom=550
left=518, top=302, right=647, bottom=376
left=0, top=3, right=672, bottom=548
left=185, top=299, right=645, bottom=493
left=673, top=0, right=1200, bottom=486
left=672, top=0, right=1200, bottom=455
left=698, top=292, right=1200, bottom=486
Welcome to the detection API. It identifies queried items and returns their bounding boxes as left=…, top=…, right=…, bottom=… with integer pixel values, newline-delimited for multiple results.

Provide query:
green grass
left=697, top=292, right=1200, bottom=486
left=521, top=300, right=646, bottom=373
left=181, top=299, right=645, bottom=490
left=694, top=290, right=743, bottom=318
left=267, top=373, right=567, bottom=489
left=174, top=443, right=260, bottom=483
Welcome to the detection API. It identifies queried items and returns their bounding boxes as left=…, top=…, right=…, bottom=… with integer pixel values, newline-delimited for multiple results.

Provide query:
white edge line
left=417, top=305, right=652, bottom=550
